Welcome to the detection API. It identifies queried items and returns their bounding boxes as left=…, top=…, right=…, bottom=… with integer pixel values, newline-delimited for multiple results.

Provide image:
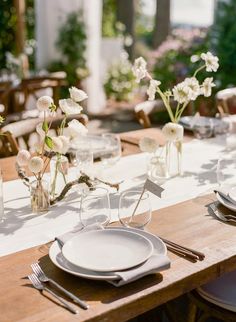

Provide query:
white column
left=82, top=0, right=106, bottom=113
left=35, top=0, right=82, bottom=69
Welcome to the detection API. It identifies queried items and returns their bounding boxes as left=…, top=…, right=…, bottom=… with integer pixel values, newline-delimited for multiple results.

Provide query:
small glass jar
left=50, top=155, right=69, bottom=198
left=30, top=179, right=49, bottom=214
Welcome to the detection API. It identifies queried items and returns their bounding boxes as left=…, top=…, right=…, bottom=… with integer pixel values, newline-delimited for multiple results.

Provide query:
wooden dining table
left=0, top=128, right=236, bottom=322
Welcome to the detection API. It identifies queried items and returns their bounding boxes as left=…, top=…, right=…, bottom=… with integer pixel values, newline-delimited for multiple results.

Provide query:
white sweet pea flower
left=59, top=98, right=83, bottom=115
left=58, top=135, right=70, bottom=154
left=184, top=77, right=200, bottom=101
left=139, top=137, right=159, bottom=153
left=67, top=119, right=88, bottom=138
left=28, top=156, right=44, bottom=173
left=132, top=57, right=147, bottom=83
left=172, top=82, right=191, bottom=104
left=201, top=52, right=219, bottom=72
left=51, top=137, right=63, bottom=153
left=201, top=77, right=216, bottom=97
left=147, top=79, right=161, bottom=101
left=69, top=87, right=88, bottom=102
left=162, top=122, right=184, bottom=141
left=36, top=96, right=54, bottom=111
left=16, top=149, right=31, bottom=166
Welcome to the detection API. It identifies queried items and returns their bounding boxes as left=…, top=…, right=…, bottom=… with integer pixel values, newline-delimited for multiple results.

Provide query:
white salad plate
left=62, top=229, right=153, bottom=272
left=216, top=192, right=236, bottom=212
left=228, top=187, right=236, bottom=203
left=49, top=227, right=167, bottom=281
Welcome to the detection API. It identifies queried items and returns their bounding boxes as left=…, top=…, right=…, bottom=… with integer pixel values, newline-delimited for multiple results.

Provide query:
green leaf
left=42, top=120, right=49, bottom=132
left=45, top=136, right=53, bottom=149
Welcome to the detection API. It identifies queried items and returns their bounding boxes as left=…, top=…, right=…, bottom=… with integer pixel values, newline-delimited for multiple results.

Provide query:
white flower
left=172, top=82, right=191, bottom=104
left=201, top=77, right=216, bottom=97
left=147, top=79, right=161, bottom=101
left=51, top=137, right=63, bottom=153
left=16, top=149, right=31, bottom=166
left=132, top=57, right=147, bottom=83
left=184, top=77, right=200, bottom=101
left=139, top=137, right=159, bottom=153
left=59, top=99, right=83, bottom=115
left=58, top=135, right=70, bottom=154
left=162, top=122, right=184, bottom=141
left=28, top=156, right=44, bottom=173
left=69, top=87, right=88, bottom=102
left=201, top=52, right=219, bottom=72
left=36, top=96, right=54, bottom=111
left=67, top=119, right=88, bottom=138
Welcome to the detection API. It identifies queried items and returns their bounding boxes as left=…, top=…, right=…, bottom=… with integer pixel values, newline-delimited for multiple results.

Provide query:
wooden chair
left=0, top=81, right=12, bottom=116
left=12, top=73, right=67, bottom=113
left=216, top=87, right=236, bottom=115
left=187, top=270, right=236, bottom=322
left=0, top=113, right=88, bottom=158
left=134, top=99, right=177, bottom=128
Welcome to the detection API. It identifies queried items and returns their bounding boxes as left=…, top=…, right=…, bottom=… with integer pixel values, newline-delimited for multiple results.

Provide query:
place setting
left=210, top=152, right=236, bottom=223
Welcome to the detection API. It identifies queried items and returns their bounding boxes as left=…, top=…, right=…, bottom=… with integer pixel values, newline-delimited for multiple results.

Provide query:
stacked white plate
left=216, top=187, right=236, bottom=212
left=49, top=227, right=167, bottom=281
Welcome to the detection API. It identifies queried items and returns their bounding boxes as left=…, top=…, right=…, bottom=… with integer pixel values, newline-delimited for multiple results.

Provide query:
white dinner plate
left=228, top=187, right=236, bottom=203
left=49, top=227, right=167, bottom=281
left=62, top=229, right=153, bottom=272
left=216, top=192, right=236, bottom=212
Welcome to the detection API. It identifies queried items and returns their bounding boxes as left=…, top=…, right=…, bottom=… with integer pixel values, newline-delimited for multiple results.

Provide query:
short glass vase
left=30, top=179, right=49, bottom=214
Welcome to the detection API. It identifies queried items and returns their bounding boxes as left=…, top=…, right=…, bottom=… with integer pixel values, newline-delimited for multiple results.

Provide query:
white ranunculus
left=201, top=77, right=216, bottom=97
left=147, top=79, right=161, bottom=101
left=67, top=119, right=88, bottom=138
left=139, top=137, right=159, bottom=153
left=172, top=82, right=191, bottom=104
left=58, top=135, right=70, bottom=154
left=132, top=57, right=147, bottom=83
left=16, top=149, right=31, bottom=166
left=59, top=99, right=83, bottom=115
left=69, top=87, right=88, bottom=102
left=36, top=96, right=54, bottom=111
left=28, top=156, right=44, bottom=173
left=51, top=137, right=63, bottom=153
left=200, top=52, right=219, bottom=72
left=162, top=122, right=184, bottom=141
left=184, top=77, right=200, bottom=101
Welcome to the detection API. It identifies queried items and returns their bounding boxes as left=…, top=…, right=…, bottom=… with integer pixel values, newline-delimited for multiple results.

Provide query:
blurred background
left=0, top=0, right=235, bottom=132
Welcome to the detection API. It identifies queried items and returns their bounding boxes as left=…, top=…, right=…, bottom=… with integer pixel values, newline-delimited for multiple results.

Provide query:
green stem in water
left=50, top=154, right=61, bottom=198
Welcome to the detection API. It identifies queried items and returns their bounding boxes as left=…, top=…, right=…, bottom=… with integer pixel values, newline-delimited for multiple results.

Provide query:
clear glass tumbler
left=79, top=187, right=110, bottom=227
left=76, top=150, right=94, bottom=174
left=101, top=133, right=121, bottom=166
left=118, top=190, right=152, bottom=229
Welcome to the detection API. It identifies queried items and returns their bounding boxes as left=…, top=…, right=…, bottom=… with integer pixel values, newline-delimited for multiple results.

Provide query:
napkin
left=55, top=225, right=171, bottom=287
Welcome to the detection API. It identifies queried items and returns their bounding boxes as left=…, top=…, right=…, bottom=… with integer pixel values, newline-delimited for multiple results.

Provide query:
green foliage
left=211, top=0, right=236, bottom=88
left=102, top=0, right=117, bottom=37
left=0, top=0, right=17, bottom=68
left=104, top=52, right=136, bottom=101
left=152, top=30, right=211, bottom=91
left=48, top=11, right=88, bottom=86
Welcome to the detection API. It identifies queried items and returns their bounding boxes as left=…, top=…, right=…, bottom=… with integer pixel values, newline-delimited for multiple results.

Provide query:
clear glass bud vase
left=30, top=179, right=49, bottom=213
left=50, top=155, right=69, bottom=198
left=165, top=139, right=183, bottom=178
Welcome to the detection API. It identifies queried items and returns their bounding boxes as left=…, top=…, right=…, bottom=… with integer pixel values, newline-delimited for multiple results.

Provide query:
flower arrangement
left=15, top=88, right=119, bottom=212
left=132, top=51, right=219, bottom=125
left=133, top=52, right=219, bottom=177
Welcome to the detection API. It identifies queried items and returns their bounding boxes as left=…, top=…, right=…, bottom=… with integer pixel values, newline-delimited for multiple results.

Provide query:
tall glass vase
left=165, top=139, right=183, bottom=178
left=50, top=155, right=69, bottom=198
